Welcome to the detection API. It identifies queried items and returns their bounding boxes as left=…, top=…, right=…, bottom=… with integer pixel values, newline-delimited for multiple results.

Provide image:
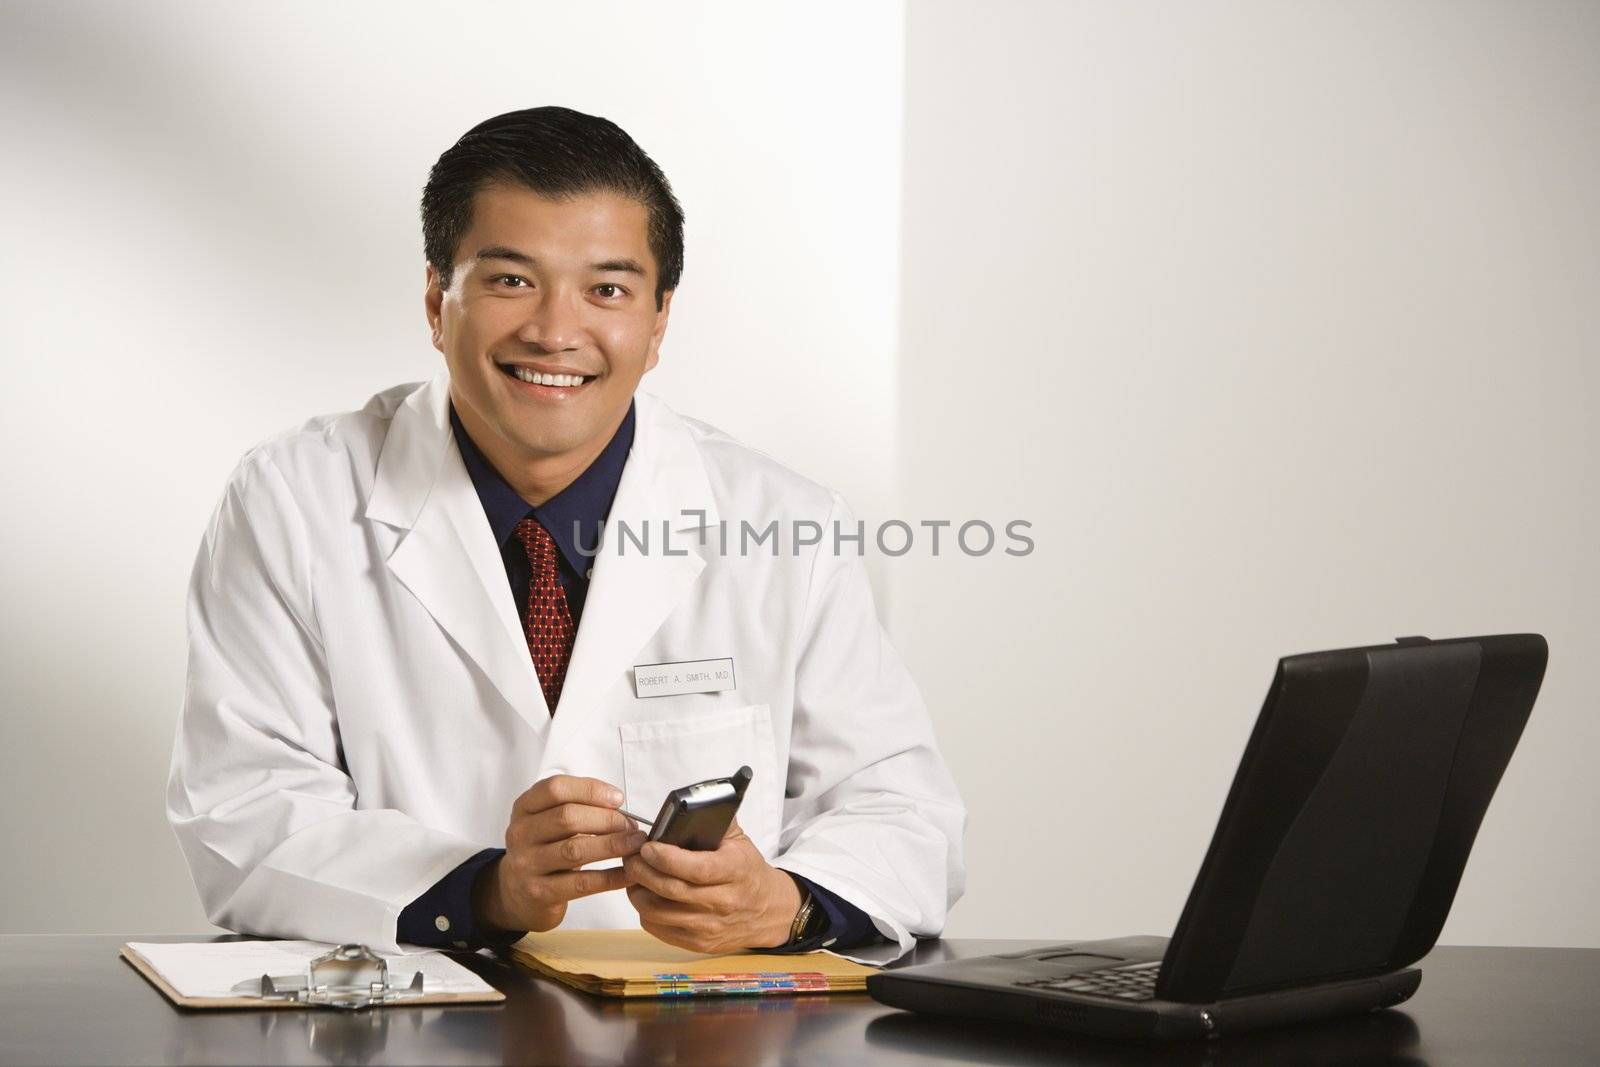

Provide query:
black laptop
left=868, top=633, right=1547, bottom=1040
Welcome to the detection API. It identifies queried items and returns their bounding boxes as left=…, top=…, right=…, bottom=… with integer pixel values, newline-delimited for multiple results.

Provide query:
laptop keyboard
left=1016, top=961, right=1162, bottom=1000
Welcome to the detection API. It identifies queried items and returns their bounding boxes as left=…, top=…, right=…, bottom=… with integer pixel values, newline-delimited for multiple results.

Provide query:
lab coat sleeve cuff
left=768, top=869, right=885, bottom=953
left=767, top=859, right=918, bottom=960
left=395, top=847, right=523, bottom=951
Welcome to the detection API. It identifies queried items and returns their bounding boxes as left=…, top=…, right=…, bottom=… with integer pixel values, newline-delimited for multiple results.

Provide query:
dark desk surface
left=2, top=935, right=1597, bottom=1066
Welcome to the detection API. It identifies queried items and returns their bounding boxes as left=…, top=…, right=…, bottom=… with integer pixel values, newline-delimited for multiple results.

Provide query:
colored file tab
left=511, top=930, right=877, bottom=999
left=650, top=971, right=833, bottom=996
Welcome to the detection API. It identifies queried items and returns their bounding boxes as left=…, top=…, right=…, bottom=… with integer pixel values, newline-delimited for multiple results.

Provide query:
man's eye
left=493, top=275, right=529, bottom=288
left=594, top=283, right=625, bottom=299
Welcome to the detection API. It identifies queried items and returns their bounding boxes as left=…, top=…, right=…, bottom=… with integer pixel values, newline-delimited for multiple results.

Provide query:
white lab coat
left=167, top=372, right=966, bottom=956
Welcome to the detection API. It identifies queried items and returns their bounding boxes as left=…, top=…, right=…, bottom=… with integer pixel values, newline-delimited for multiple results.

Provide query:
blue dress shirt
left=396, top=401, right=880, bottom=952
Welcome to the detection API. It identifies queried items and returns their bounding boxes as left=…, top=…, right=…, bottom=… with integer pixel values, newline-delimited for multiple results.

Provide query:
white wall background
left=0, top=0, right=904, bottom=935
left=894, top=0, right=1599, bottom=948
left=3, top=0, right=1595, bottom=948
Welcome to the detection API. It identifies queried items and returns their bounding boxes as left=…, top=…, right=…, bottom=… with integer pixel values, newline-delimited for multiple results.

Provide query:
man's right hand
left=474, top=775, right=647, bottom=934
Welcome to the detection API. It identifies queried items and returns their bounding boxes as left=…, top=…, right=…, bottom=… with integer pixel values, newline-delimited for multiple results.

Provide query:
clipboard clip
left=229, top=944, right=425, bottom=1010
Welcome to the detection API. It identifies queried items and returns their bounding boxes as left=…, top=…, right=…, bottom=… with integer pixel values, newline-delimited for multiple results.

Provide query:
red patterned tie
left=514, top=517, right=575, bottom=713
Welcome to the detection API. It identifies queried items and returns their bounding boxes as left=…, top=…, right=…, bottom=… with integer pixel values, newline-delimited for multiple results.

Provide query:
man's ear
left=424, top=263, right=446, bottom=353
left=644, top=289, right=674, bottom=373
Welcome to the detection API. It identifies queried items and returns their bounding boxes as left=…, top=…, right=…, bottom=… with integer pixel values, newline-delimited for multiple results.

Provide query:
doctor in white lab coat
left=166, top=106, right=965, bottom=958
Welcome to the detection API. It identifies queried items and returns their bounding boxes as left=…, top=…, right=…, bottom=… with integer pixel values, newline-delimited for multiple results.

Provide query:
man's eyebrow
left=474, top=245, right=537, bottom=268
left=474, top=246, right=646, bottom=275
left=591, top=258, right=647, bottom=276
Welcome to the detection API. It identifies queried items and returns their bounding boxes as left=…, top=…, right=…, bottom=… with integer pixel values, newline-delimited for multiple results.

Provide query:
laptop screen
left=1157, top=634, right=1545, bottom=1002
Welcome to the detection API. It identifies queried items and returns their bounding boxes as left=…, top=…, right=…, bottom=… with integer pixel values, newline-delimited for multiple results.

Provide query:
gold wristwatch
left=783, top=874, right=824, bottom=946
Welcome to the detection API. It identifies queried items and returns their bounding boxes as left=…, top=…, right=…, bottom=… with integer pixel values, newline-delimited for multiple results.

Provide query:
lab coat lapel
left=540, top=391, right=718, bottom=764
left=365, top=373, right=552, bottom=734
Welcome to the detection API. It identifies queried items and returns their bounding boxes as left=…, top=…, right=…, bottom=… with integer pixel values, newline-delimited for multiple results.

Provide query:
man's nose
left=515, top=287, right=585, bottom=351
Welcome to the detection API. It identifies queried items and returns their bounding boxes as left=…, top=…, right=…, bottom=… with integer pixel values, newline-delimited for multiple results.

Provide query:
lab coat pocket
left=618, top=704, right=782, bottom=856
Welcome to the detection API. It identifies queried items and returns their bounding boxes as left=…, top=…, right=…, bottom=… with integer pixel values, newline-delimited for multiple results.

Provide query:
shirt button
left=585, top=568, right=593, bottom=579
left=453, top=941, right=469, bottom=950
left=435, top=915, right=451, bottom=933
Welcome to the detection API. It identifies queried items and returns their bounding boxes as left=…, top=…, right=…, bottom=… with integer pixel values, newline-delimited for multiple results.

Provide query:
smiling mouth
left=496, top=363, right=599, bottom=389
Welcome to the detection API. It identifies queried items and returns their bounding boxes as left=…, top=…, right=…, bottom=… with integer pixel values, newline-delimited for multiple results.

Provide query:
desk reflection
left=223, top=949, right=867, bottom=1067
left=242, top=998, right=504, bottom=1066
left=215, top=942, right=1437, bottom=1067
left=494, top=965, right=863, bottom=1066
left=865, top=1006, right=1425, bottom=1067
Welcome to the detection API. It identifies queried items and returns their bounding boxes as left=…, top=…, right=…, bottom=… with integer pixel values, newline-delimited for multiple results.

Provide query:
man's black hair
left=421, top=106, right=684, bottom=309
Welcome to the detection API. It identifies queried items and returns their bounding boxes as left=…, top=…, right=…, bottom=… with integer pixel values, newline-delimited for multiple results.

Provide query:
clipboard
left=121, top=941, right=505, bottom=1010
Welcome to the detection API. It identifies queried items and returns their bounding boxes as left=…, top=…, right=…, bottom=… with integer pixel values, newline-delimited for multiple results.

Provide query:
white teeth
left=509, top=367, right=587, bottom=387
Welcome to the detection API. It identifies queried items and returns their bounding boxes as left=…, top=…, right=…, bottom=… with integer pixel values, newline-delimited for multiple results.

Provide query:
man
left=167, top=106, right=965, bottom=958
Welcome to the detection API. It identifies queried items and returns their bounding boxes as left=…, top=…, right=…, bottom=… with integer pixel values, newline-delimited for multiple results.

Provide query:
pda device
left=647, top=766, right=753, bottom=851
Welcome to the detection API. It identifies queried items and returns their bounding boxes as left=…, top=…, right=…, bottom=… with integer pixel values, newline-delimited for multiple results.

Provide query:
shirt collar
left=448, top=400, right=636, bottom=574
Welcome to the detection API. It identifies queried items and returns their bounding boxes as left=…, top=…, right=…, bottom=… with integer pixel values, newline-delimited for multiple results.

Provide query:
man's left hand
left=622, top=819, right=803, bottom=953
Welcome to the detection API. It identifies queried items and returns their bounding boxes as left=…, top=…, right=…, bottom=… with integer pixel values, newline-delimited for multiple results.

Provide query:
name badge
left=633, top=657, right=736, bottom=698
